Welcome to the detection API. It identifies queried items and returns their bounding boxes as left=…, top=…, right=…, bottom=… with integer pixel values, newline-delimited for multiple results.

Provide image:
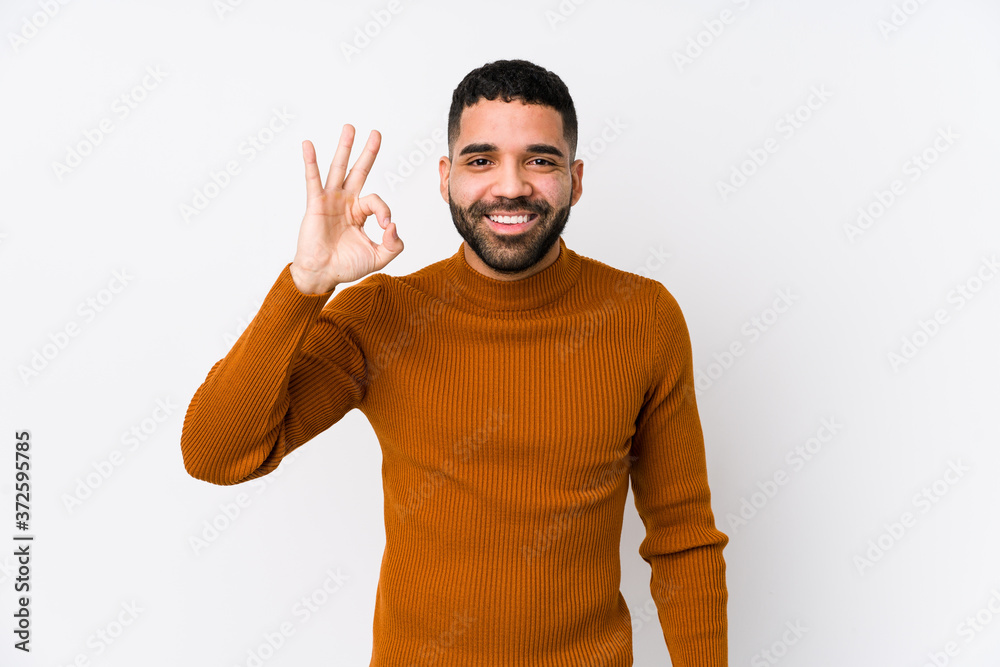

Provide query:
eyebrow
left=458, top=142, right=565, bottom=159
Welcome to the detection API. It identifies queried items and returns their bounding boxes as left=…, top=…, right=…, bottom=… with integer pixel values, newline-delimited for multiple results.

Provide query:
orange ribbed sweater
left=180, top=236, right=729, bottom=666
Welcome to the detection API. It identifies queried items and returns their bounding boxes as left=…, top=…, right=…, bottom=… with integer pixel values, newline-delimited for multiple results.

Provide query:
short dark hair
left=447, top=59, right=578, bottom=161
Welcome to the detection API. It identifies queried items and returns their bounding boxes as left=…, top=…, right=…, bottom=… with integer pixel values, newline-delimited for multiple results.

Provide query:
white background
left=2, top=0, right=999, bottom=665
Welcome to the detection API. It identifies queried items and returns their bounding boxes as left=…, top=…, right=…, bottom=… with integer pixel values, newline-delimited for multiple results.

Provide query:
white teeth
left=488, top=214, right=530, bottom=225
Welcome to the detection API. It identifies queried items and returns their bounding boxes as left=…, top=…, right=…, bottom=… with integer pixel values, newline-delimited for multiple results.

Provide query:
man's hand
left=290, top=124, right=403, bottom=295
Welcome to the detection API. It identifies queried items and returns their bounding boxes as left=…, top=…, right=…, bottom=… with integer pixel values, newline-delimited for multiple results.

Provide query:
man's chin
left=467, top=232, right=554, bottom=274
left=451, top=205, right=569, bottom=274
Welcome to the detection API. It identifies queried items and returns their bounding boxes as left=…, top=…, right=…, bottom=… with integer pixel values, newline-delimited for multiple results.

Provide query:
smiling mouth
left=484, top=212, right=538, bottom=233
left=487, top=212, right=536, bottom=224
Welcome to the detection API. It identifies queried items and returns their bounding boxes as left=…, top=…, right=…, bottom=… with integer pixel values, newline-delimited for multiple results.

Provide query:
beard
left=448, top=185, right=571, bottom=275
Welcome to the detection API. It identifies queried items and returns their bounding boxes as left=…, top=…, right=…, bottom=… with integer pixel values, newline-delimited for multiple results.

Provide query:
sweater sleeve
left=629, top=284, right=729, bottom=666
left=180, top=263, right=379, bottom=486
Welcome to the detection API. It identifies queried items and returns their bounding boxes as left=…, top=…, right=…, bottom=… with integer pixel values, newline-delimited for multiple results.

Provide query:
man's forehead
left=455, top=99, right=566, bottom=152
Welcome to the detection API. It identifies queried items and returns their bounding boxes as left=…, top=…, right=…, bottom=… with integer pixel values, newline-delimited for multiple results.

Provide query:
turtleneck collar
left=443, top=236, right=582, bottom=312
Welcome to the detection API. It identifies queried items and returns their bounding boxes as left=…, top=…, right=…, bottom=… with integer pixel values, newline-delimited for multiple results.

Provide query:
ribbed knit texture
left=180, top=236, right=729, bottom=666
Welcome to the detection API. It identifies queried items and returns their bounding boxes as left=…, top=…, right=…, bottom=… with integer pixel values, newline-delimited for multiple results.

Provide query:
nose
left=490, top=160, right=532, bottom=200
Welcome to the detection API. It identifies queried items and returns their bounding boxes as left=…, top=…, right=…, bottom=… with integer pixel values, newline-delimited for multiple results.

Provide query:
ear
left=569, top=158, right=584, bottom=206
left=439, top=156, right=451, bottom=204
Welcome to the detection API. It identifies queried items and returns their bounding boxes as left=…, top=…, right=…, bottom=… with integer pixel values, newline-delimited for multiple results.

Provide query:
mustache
left=467, top=197, right=552, bottom=217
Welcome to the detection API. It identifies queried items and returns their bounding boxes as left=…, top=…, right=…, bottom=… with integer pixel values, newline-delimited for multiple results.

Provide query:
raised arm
left=180, top=124, right=404, bottom=485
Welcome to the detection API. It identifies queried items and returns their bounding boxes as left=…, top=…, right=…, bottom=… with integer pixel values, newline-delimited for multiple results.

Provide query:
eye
left=469, top=158, right=492, bottom=166
left=529, top=158, right=555, bottom=166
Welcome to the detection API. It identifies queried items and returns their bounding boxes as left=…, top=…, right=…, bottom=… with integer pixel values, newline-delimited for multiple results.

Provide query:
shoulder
left=572, top=247, right=684, bottom=318
left=365, top=253, right=460, bottom=304
left=573, top=248, right=697, bottom=361
left=321, top=252, right=457, bottom=321
left=320, top=273, right=384, bottom=326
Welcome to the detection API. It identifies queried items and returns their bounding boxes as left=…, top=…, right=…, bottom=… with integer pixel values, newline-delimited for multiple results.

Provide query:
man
left=181, top=59, right=729, bottom=666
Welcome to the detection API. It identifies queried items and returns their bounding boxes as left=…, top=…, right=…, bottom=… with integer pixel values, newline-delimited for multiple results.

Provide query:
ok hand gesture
left=290, top=124, right=403, bottom=294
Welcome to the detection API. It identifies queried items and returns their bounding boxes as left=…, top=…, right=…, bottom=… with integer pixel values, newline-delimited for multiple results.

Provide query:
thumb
left=371, top=221, right=403, bottom=271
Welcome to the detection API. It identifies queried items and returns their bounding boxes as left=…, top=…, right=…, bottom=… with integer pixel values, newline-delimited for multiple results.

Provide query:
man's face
left=439, top=98, right=583, bottom=275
